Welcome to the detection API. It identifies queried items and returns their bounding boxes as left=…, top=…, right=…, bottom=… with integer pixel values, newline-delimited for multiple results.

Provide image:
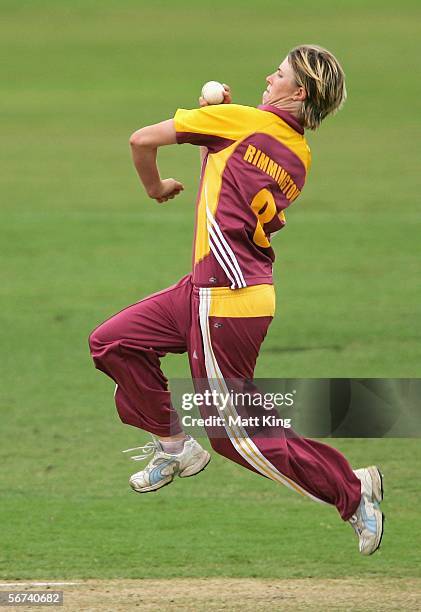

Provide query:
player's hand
left=199, top=83, right=232, bottom=107
left=149, top=178, right=184, bottom=203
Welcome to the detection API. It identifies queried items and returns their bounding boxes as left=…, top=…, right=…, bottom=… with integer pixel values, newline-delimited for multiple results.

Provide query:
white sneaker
left=353, top=465, right=384, bottom=504
left=123, top=437, right=211, bottom=493
left=349, top=496, right=384, bottom=555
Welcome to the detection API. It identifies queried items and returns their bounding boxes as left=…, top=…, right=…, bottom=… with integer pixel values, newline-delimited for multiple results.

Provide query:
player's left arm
left=129, top=119, right=184, bottom=204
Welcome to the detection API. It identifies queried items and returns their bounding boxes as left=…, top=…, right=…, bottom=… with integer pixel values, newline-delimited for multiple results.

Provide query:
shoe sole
left=130, top=476, right=175, bottom=494
left=365, top=466, right=385, bottom=555
left=130, top=454, right=211, bottom=494
left=368, top=511, right=385, bottom=556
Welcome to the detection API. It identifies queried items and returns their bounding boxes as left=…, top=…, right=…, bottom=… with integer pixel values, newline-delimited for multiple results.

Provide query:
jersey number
left=250, top=188, right=285, bottom=248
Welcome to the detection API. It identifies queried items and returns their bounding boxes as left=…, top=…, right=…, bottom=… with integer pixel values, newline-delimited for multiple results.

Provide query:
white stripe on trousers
left=198, top=287, right=325, bottom=503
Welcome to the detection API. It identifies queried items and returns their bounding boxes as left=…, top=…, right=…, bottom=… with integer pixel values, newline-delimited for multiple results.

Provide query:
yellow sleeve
left=174, top=104, right=263, bottom=148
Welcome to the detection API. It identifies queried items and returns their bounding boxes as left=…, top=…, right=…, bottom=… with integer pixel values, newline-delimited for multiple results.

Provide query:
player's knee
left=88, top=325, right=107, bottom=356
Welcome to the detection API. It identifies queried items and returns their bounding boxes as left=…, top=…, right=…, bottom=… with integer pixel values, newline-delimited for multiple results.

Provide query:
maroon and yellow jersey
left=174, top=103, right=311, bottom=289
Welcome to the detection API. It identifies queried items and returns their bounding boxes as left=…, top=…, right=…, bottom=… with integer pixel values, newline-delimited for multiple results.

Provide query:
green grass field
left=1, top=0, right=420, bottom=587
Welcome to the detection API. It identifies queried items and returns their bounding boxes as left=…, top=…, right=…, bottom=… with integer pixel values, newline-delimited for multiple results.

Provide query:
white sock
left=159, top=435, right=188, bottom=455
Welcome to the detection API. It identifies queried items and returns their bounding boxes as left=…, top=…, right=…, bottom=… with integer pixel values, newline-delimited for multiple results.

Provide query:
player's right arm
left=129, top=119, right=184, bottom=203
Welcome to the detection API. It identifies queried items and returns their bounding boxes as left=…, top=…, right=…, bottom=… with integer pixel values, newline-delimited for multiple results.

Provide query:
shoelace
left=122, top=440, right=159, bottom=461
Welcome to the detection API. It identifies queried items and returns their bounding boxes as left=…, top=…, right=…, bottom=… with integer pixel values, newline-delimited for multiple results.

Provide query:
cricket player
left=89, top=45, right=384, bottom=555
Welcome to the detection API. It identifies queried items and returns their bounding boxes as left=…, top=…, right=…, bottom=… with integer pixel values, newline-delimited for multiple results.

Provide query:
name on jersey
left=243, top=144, right=301, bottom=202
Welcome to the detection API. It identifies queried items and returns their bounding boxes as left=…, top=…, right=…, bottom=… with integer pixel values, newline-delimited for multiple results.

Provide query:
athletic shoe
left=353, top=466, right=384, bottom=504
left=122, top=437, right=211, bottom=493
left=349, top=496, right=384, bottom=555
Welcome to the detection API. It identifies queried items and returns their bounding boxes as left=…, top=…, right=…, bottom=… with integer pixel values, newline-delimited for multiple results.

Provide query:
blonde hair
left=288, top=44, right=347, bottom=131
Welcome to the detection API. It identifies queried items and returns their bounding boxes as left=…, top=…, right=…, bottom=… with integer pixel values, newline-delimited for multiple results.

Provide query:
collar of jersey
left=257, top=105, right=304, bottom=135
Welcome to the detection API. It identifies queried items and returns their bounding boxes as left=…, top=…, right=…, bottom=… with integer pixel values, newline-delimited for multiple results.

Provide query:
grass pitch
left=1, top=0, right=420, bottom=586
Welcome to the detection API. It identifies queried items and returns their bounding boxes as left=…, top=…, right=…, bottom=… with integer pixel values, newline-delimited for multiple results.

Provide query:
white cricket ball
left=201, top=81, right=225, bottom=105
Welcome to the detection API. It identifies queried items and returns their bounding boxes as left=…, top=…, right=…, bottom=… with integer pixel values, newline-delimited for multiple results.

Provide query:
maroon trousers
left=89, top=274, right=361, bottom=520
